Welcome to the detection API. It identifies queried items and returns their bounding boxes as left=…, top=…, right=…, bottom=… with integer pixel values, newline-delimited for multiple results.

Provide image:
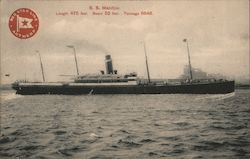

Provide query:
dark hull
left=12, top=81, right=235, bottom=95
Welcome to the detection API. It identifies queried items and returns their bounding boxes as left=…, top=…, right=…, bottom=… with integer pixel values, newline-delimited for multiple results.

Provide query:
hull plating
left=12, top=81, right=235, bottom=95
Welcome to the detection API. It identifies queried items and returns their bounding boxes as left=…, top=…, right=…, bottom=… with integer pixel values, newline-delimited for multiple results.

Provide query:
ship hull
left=12, top=81, right=235, bottom=95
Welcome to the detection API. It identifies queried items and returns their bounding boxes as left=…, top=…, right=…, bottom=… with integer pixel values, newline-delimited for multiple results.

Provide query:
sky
left=0, top=0, right=249, bottom=84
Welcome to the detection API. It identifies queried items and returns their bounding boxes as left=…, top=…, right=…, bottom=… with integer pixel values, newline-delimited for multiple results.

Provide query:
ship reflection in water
left=12, top=40, right=235, bottom=95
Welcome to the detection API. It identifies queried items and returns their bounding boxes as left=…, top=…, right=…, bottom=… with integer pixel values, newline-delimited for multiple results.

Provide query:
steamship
left=12, top=40, right=235, bottom=95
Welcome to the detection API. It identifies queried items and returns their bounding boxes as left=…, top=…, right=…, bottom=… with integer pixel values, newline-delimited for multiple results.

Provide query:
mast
left=183, top=39, right=193, bottom=80
left=67, top=45, right=79, bottom=76
left=143, top=41, right=151, bottom=83
left=36, top=51, right=45, bottom=82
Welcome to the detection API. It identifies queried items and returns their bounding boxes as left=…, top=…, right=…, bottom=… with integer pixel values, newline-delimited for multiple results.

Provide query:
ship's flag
left=16, top=15, right=33, bottom=32
left=183, top=39, right=187, bottom=42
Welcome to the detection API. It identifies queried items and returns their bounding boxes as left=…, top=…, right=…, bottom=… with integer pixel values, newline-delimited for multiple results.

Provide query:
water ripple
left=0, top=90, right=249, bottom=158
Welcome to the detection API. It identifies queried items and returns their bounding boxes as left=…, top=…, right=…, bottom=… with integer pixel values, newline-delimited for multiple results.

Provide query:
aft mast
left=143, top=41, right=151, bottom=83
left=183, top=39, right=193, bottom=80
left=36, top=50, right=45, bottom=82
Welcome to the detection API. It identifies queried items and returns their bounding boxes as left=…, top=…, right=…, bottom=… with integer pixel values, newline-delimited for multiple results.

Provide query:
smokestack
left=105, top=55, right=113, bottom=74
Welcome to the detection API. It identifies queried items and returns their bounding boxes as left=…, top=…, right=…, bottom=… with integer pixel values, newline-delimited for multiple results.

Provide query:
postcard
left=0, top=0, right=249, bottom=158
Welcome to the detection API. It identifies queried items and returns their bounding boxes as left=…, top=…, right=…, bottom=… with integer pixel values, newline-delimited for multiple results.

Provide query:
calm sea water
left=0, top=89, right=249, bottom=159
